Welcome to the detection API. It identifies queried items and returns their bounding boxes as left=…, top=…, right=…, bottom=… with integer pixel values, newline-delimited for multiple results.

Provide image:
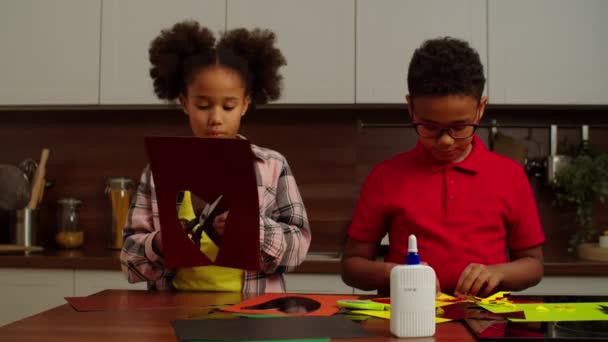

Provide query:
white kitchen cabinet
left=100, top=0, right=226, bottom=104
left=0, top=269, right=73, bottom=327
left=284, top=274, right=353, bottom=294
left=356, top=0, right=487, bottom=103
left=227, top=0, right=355, bottom=104
left=488, top=0, right=608, bottom=104
left=74, top=270, right=147, bottom=297
left=0, top=0, right=101, bottom=105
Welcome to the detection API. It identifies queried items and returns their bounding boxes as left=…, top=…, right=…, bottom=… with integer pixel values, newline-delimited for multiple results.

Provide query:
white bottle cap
left=408, top=234, right=418, bottom=253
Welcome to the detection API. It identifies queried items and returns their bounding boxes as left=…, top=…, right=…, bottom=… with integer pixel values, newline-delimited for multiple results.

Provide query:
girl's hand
left=212, top=211, right=229, bottom=236
left=455, top=263, right=504, bottom=297
left=152, top=232, right=163, bottom=256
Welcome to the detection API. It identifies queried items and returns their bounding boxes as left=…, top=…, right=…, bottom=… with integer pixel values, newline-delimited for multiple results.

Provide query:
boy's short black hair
left=407, top=37, right=485, bottom=101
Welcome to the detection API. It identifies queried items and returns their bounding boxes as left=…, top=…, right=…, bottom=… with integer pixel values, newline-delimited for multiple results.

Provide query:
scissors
left=184, top=194, right=224, bottom=247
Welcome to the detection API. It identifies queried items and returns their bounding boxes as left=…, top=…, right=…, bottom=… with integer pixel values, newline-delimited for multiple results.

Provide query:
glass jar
left=55, top=198, right=83, bottom=249
left=105, top=177, right=134, bottom=250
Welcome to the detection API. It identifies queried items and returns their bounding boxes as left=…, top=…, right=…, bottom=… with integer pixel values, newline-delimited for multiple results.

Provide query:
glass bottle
left=55, top=198, right=83, bottom=249
left=105, top=177, right=134, bottom=249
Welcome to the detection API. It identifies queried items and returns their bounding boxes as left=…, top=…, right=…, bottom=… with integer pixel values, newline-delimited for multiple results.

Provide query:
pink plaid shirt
left=120, top=143, right=311, bottom=294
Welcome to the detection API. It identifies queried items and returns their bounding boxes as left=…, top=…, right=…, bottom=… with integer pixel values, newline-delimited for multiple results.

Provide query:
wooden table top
left=0, top=290, right=476, bottom=342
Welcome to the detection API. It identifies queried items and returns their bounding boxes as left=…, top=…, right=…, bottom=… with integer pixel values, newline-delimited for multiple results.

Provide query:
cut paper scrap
left=222, top=293, right=358, bottom=317
left=350, top=309, right=453, bottom=324
left=480, top=302, right=608, bottom=322
left=435, top=293, right=461, bottom=308
left=374, top=291, right=513, bottom=308
left=342, top=292, right=517, bottom=324
left=371, top=292, right=459, bottom=308
left=435, top=291, right=513, bottom=306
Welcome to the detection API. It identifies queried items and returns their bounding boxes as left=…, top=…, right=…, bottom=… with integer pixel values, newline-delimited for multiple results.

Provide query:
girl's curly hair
left=407, top=37, right=485, bottom=101
left=149, top=20, right=286, bottom=106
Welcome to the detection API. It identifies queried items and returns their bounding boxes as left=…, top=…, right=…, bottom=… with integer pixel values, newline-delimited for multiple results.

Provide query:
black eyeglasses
left=412, top=122, right=479, bottom=139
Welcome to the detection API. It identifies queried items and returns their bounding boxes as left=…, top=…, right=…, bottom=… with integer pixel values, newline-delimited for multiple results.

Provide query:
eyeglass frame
left=410, top=109, right=482, bottom=140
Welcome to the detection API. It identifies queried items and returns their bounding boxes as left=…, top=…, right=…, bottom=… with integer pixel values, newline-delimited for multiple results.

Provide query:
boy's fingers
left=469, top=273, right=489, bottom=296
left=481, top=277, right=500, bottom=297
left=455, top=264, right=483, bottom=296
left=436, top=277, right=441, bottom=296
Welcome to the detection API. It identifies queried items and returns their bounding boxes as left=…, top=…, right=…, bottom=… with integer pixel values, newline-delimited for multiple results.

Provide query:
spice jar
left=55, top=198, right=83, bottom=249
left=105, top=177, right=134, bottom=249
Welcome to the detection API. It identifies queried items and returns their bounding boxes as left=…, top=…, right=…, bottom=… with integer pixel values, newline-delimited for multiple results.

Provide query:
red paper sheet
left=65, top=291, right=240, bottom=312
left=222, top=293, right=359, bottom=317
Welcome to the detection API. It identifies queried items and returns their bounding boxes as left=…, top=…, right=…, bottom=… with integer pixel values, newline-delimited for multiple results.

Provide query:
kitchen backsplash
left=1, top=105, right=607, bottom=255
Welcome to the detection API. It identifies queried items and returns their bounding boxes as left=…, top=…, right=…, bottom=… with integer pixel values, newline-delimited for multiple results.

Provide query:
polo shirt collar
left=415, top=135, right=487, bottom=174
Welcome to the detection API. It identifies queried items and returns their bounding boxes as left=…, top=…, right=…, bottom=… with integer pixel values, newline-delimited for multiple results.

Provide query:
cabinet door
left=0, top=0, right=101, bottom=105
left=74, top=270, right=146, bottom=296
left=227, top=0, right=355, bottom=103
left=284, top=274, right=353, bottom=294
left=0, top=268, right=73, bottom=326
left=356, top=0, right=487, bottom=103
left=488, top=0, right=608, bottom=104
left=100, top=0, right=225, bottom=104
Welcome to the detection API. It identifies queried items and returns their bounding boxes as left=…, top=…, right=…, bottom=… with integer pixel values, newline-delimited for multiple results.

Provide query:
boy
left=341, top=37, right=544, bottom=297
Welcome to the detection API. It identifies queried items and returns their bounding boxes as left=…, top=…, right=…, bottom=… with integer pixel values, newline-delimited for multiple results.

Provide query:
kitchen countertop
left=0, top=248, right=607, bottom=276
left=0, top=248, right=343, bottom=273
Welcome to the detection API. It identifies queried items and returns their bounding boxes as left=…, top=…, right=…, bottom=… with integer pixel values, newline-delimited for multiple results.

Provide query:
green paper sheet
left=480, top=302, right=608, bottom=322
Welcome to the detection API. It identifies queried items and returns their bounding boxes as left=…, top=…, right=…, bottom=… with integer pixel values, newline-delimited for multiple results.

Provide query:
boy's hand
left=455, top=263, right=504, bottom=297
left=212, top=211, right=229, bottom=236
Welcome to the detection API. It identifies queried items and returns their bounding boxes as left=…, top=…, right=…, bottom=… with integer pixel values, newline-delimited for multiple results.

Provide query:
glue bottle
left=390, top=234, right=436, bottom=337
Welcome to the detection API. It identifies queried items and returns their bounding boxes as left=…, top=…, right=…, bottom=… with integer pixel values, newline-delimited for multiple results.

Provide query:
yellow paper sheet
left=480, top=302, right=608, bottom=322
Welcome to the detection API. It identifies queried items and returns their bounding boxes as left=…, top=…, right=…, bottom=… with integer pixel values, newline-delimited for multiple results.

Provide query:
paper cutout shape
left=145, top=136, right=260, bottom=270
left=242, top=296, right=322, bottom=314
left=354, top=292, right=523, bottom=324
left=348, top=309, right=453, bottom=324
left=222, top=293, right=358, bottom=317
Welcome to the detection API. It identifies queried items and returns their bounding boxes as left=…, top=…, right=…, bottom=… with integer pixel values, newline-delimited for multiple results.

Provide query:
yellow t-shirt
left=172, top=191, right=243, bottom=291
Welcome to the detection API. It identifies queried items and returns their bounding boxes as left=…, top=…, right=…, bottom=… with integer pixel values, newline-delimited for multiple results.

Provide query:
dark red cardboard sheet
left=144, top=136, right=261, bottom=271
left=172, top=316, right=376, bottom=341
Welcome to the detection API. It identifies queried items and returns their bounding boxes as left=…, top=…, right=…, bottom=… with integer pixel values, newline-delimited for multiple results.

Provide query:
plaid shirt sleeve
left=258, top=152, right=311, bottom=274
left=120, top=165, right=174, bottom=290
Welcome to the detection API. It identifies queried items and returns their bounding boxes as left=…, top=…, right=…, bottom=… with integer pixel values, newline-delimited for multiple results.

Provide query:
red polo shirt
left=348, top=136, right=545, bottom=295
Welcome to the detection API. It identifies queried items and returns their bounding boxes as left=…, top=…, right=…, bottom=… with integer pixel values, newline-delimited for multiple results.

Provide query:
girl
left=120, top=21, right=311, bottom=294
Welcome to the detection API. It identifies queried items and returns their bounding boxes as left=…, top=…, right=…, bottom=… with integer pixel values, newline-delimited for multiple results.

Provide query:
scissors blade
left=199, top=194, right=224, bottom=225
